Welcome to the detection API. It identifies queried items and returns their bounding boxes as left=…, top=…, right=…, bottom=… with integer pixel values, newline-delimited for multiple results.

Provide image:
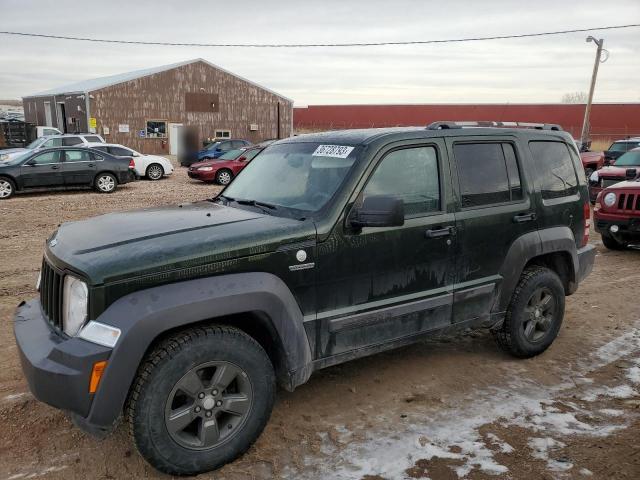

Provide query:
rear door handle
left=425, top=226, right=455, bottom=238
left=513, top=212, right=536, bottom=223
left=51, top=165, right=60, bottom=170
left=88, top=163, right=95, bottom=167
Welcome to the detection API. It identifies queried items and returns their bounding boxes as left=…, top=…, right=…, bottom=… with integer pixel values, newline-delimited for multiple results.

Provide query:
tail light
left=128, top=158, right=136, bottom=169
left=582, top=202, right=590, bottom=247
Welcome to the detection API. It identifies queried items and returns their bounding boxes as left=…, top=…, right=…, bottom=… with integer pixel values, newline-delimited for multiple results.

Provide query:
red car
left=588, top=148, right=640, bottom=203
left=580, top=150, right=605, bottom=176
left=594, top=178, right=640, bottom=249
left=187, top=146, right=263, bottom=185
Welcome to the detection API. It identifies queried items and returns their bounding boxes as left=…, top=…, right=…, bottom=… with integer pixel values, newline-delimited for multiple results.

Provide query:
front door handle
left=88, top=163, right=95, bottom=167
left=513, top=212, right=537, bottom=223
left=51, top=165, right=60, bottom=170
left=425, top=226, right=455, bottom=239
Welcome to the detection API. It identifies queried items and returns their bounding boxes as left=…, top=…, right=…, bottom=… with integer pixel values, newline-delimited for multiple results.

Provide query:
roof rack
left=426, top=121, right=563, bottom=131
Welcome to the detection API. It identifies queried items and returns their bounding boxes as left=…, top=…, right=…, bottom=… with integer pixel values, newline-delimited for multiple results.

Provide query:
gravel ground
left=0, top=159, right=638, bottom=479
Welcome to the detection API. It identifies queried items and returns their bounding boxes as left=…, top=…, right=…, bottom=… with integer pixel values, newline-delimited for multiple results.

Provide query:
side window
left=42, top=138, right=62, bottom=148
left=454, top=142, right=522, bottom=208
left=109, top=147, right=132, bottom=156
left=362, top=146, right=440, bottom=216
left=91, top=146, right=108, bottom=153
left=84, top=136, right=102, bottom=143
left=30, top=151, right=59, bottom=164
left=62, top=137, right=83, bottom=146
left=529, top=141, right=579, bottom=199
left=243, top=149, right=260, bottom=161
left=63, top=150, right=90, bottom=162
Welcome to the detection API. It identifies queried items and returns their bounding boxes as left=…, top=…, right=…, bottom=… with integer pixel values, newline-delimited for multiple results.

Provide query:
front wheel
left=601, top=233, right=626, bottom=250
left=493, top=266, right=565, bottom=358
left=0, top=177, right=15, bottom=199
left=127, top=326, right=276, bottom=475
left=216, top=169, right=233, bottom=185
left=146, top=163, right=164, bottom=181
left=94, top=173, right=117, bottom=193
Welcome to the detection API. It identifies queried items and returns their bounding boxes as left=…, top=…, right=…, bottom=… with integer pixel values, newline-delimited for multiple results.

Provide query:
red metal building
left=294, top=103, right=640, bottom=141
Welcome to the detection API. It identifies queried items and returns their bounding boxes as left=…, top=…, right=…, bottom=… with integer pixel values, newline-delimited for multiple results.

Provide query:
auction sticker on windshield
left=312, top=145, right=355, bottom=158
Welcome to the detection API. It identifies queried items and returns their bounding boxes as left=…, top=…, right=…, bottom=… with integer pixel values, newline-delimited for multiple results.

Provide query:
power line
left=0, top=24, right=639, bottom=48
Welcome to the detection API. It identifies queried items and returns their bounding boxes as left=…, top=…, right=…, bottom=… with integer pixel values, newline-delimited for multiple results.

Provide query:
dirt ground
left=0, top=160, right=638, bottom=480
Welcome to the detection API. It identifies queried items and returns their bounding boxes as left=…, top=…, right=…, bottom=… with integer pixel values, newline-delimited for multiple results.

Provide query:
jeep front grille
left=616, top=193, right=640, bottom=212
left=40, top=258, right=64, bottom=330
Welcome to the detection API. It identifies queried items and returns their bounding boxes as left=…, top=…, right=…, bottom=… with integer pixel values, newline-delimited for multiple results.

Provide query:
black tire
left=215, top=169, right=233, bottom=185
left=94, top=173, right=118, bottom=193
left=146, top=163, right=164, bottom=181
left=601, top=233, right=626, bottom=250
left=0, top=177, right=15, bottom=199
left=493, top=266, right=565, bottom=358
left=127, top=325, right=276, bottom=476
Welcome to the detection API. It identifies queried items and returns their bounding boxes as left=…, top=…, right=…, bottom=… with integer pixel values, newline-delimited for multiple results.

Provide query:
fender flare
left=85, top=272, right=312, bottom=429
left=493, top=226, right=577, bottom=313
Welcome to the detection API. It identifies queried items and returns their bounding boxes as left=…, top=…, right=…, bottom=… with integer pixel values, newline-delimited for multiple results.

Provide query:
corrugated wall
left=90, top=61, right=292, bottom=154
left=294, top=104, right=640, bottom=140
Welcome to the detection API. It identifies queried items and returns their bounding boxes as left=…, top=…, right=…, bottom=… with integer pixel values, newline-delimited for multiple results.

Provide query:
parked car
left=36, top=126, right=62, bottom=137
left=594, top=178, right=640, bottom=249
left=0, top=133, right=105, bottom=162
left=181, top=139, right=252, bottom=166
left=603, top=137, right=640, bottom=163
left=187, top=145, right=264, bottom=184
left=580, top=150, right=605, bottom=177
left=0, top=146, right=135, bottom=199
left=588, top=148, right=640, bottom=203
left=85, top=143, right=174, bottom=180
left=14, top=123, right=594, bottom=475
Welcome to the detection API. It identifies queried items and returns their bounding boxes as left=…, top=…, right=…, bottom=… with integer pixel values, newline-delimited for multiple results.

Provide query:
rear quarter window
left=528, top=141, right=579, bottom=199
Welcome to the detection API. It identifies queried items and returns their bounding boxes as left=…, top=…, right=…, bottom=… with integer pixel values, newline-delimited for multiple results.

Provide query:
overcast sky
left=1, top=0, right=639, bottom=105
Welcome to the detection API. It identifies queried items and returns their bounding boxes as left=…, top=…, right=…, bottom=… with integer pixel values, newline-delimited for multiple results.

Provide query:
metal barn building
left=22, top=59, right=293, bottom=154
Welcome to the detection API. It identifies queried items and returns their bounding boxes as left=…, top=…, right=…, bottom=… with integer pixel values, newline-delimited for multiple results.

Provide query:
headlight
left=197, top=166, right=214, bottom=171
left=603, top=192, right=617, bottom=207
left=0, top=154, right=7, bottom=161
left=589, top=170, right=599, bottom=182
left=62, top=275, right=88, bottom=336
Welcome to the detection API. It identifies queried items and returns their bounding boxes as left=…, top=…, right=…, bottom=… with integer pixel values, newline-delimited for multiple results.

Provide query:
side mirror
left=24, top=159, right=36, bottom=166
left=350, top=195, right=404, bottom=228
left=238, top=156, right=246, bottom=161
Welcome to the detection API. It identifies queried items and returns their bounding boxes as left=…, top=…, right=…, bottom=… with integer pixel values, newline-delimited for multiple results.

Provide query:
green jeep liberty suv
left=14, top=122, right=595, bottom=475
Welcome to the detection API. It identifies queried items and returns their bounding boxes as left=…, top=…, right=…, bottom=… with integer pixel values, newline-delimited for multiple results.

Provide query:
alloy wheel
left=97, top=175, right=115, bottom=192
left=0, top=180, right=12, bottom=198
left=218, top=171, right=232, bottom=185
left=148, top=165, right=163, bottom=180
left=522, top=287, right=556, bottom=343
left=164, top=361, right=253, bottom=450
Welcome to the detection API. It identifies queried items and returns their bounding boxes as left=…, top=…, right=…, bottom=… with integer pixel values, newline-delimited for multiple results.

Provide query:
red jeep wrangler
left=589, top=148, right=640, bottom=203
left=594, top=178, right=640, bottom=249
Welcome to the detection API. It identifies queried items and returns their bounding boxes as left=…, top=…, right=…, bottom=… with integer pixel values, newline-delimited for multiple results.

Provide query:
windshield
left=223, top=142, right=359, bottom=212
left=25, top=137, right=46, bottom=149
left=609, top=142, right=640, bottom=152
left=205, top=142, right=221, bottom=151
left=614, top=151, right=640, bottom=167
left=217, top=149, right=243, bottom=160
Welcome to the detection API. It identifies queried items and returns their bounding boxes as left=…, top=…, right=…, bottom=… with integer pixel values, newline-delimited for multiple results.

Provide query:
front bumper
left=14, top=299, right=111, bottom=422
left=594, top=213, right=640, bottom=240
left=187, top=169, right=216, bottom=181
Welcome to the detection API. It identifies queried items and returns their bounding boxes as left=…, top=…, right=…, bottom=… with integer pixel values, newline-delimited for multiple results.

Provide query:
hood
left=0, top=148, right=27, bottom=159
left=596, top=165, right=640, bottom=177
left=46, top=201, right=316, bottom=284
left=604, top=180, right=640, bottom=191
left=190, top=160, right=217, bottom=169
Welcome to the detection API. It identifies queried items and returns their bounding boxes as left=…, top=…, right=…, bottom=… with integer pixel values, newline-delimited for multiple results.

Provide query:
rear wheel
left=216, top=169, right=233, bottom=185
left=493, top=266, right=565, bottom=358
left=601, top=233, right=626, bottom=250
left=94, top=173, right=117, bottom=193
left=0, top=177, right=15, bottom=199
left=127, top=326, right=275, bottom=476
left=146, top=163, right=164, bottom=180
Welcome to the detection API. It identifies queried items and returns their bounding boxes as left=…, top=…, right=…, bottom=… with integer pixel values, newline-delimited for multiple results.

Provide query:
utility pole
left=580, top=36, right=606, bottom=149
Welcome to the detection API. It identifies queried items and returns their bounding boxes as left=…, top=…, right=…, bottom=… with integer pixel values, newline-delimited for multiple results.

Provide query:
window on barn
left=215, top=130, right=231, bottom=139
left=146, top=120, right=167, bottom=138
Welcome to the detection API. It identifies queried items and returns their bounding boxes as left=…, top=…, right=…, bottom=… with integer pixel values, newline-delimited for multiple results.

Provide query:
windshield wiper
left=235, top=198, right=277, bottom=210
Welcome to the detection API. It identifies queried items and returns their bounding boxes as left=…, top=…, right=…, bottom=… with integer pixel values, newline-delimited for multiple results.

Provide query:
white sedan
left=85, top=143, right=174, bottom=180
